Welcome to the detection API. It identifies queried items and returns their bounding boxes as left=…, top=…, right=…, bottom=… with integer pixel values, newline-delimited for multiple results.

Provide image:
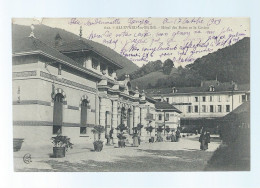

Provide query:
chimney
left=232, top=81, right=238, bottom=91
left=55, top=33, right=63, bottom=47
left=172, top=87, right=177, bottom=93
left=124, top=74, right=130, bottom=82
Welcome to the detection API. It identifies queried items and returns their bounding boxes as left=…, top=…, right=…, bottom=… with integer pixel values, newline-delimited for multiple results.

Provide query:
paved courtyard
left=13, top=135, right=221, bottom=172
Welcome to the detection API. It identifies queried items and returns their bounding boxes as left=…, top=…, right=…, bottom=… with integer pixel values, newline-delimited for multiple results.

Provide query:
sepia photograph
left=12, top=17, right=250, bottom=172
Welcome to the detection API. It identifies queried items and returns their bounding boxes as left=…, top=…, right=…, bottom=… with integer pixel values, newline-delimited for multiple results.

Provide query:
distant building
left=155, top=101, right=182, bottom=130
left=148, top=80, right=250, bottom=128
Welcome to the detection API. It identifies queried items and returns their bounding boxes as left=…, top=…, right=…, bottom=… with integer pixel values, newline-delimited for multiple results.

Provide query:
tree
left=163, top=59, right=174, bottom=75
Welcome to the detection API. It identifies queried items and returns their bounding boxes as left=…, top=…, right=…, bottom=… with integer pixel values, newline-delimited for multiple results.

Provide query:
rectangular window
left=194, top=105, right=199, bottom=113
left=242, top=95, right=246, bottom=102
left=218, top=96, right=222, bottom=102
left=226, top=105, right=230, bottom=112
left=202, top=105, right=206, bottom=113
left=165, top=113, right=169, bottom=121
left=166, top=98, right=169, bottom=103
left=187, top=106, right=192, bottom=113
left=80, top=127, right=87, bottom=134
left=218, top=105, right=222, bottom=112
left=202, top=96, right=206, bottom=102
left=209, top=96, right=213, bottom=102
left=158, top=114, right=162, bottom=121
left=195, top=97, right=198, bottom=102
left=210, top=105, right=214, bottom=113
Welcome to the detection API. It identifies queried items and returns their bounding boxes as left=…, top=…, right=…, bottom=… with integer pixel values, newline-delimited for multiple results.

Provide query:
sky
left=13, top=17, right=250, bottom=67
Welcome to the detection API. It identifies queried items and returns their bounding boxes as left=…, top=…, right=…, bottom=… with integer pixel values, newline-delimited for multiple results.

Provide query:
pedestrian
left=199, top=131, right=207, bottom=150
left=176, top=129, right=181, bottom=142
left=171, top=130, right=176, bottom=142
left=200, top=126, right=204, bottom=134
left=205, top=131, right=211, bottom=150
left=109, top=128, right=114, bottom=145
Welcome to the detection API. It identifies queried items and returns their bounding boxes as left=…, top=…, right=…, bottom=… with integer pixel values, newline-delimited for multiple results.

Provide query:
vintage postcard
left=12, top=17, right=250, bottom=172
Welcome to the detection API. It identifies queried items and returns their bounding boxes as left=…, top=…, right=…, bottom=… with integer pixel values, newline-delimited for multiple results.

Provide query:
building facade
left=12, top=28, right=180, bottom=149
left=155, top=101, right=182, bottom=130
left=148, top=80, right=250, bottom=128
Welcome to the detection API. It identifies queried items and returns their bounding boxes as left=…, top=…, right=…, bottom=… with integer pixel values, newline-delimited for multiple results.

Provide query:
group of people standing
left=170, top=129, right=181, bottom=142
left=199, top=130, right=211, bottom=150
left=107, top=127, right=211, bottom=150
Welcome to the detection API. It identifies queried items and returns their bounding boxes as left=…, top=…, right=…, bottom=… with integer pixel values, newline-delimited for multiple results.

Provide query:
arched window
left=80, top=99, right=88, bottom=134
left=53, top=93, right=64, bottom=134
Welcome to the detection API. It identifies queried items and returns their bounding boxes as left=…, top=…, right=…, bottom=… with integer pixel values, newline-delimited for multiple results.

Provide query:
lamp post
left=164, top=111, right=166, bottom=136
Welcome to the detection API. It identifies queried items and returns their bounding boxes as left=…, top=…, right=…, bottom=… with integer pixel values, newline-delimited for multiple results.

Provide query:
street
left=14, top=135, right=221, bottom=172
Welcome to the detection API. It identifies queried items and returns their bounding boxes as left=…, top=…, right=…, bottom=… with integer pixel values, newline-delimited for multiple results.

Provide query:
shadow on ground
left=17, top=149, right=215, bottom=172
left=205, top=143, right=250, bottom=171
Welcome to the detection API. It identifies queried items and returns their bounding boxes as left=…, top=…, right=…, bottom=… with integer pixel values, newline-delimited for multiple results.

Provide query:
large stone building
left=148, top=80, right=250, bottom=128
left=12, top=27, right=181, bottom=149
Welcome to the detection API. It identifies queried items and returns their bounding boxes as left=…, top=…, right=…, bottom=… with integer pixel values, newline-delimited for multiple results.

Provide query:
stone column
left=133, top=106, right=139, bottom=128
left=99, top=97, right=106, bottom=127
left=117, top=106, right=121, bottom=126
left=140, top=107, right=147, bottom=141
left=122, top=107, right=127, bottom=127
left=150, top=109, right=156, bottom=137
left=141, top=107, right=147, bottom=126
left=112, top=100, right=118, bottom=143
left=98, top=97, right=106, bottom=141
left=112, top=100, right=118, bottom=129
left=95, top=95, right=100, bottom=125
left=129, top=109, right=133, bottom=134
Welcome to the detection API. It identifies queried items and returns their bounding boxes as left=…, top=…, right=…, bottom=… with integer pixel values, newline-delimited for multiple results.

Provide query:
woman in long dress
left=171, top=130, right=176, bottom=142
left=199, top=131, right=207, bottom=150
left=205, top=132, right=211, bottom=150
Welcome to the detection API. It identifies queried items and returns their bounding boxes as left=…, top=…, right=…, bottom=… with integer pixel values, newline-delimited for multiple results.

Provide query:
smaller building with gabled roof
left=155, top=101, right=182, bottom=131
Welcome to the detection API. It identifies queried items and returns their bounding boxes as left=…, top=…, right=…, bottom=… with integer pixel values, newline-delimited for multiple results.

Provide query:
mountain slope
left=131, top=37, right=250, bottom=89
left=12, top=24, right=139, bottom=77
left=131, top=71, right=168, bottom=89
left=187, top=37, right=250, bottom=84
left=131, top=67, right=179, bottom=89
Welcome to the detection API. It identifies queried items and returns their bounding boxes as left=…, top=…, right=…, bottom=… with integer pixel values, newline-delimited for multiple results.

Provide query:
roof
left=12, top=36, right=102, bottom=79
left=56, top=38, right=123, bottom=69
left=155, top=102, right=182, bottom=113
left=221, top=101, right=250, bottom=123
left=146, top=96, right=157, bottom=104
left=146, top=82, right=250, bottom=96
left=56, top=39, right=93, bottom=52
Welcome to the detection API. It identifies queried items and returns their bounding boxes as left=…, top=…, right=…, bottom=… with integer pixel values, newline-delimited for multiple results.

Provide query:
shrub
left=51, top=134, right=73, bottom=151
